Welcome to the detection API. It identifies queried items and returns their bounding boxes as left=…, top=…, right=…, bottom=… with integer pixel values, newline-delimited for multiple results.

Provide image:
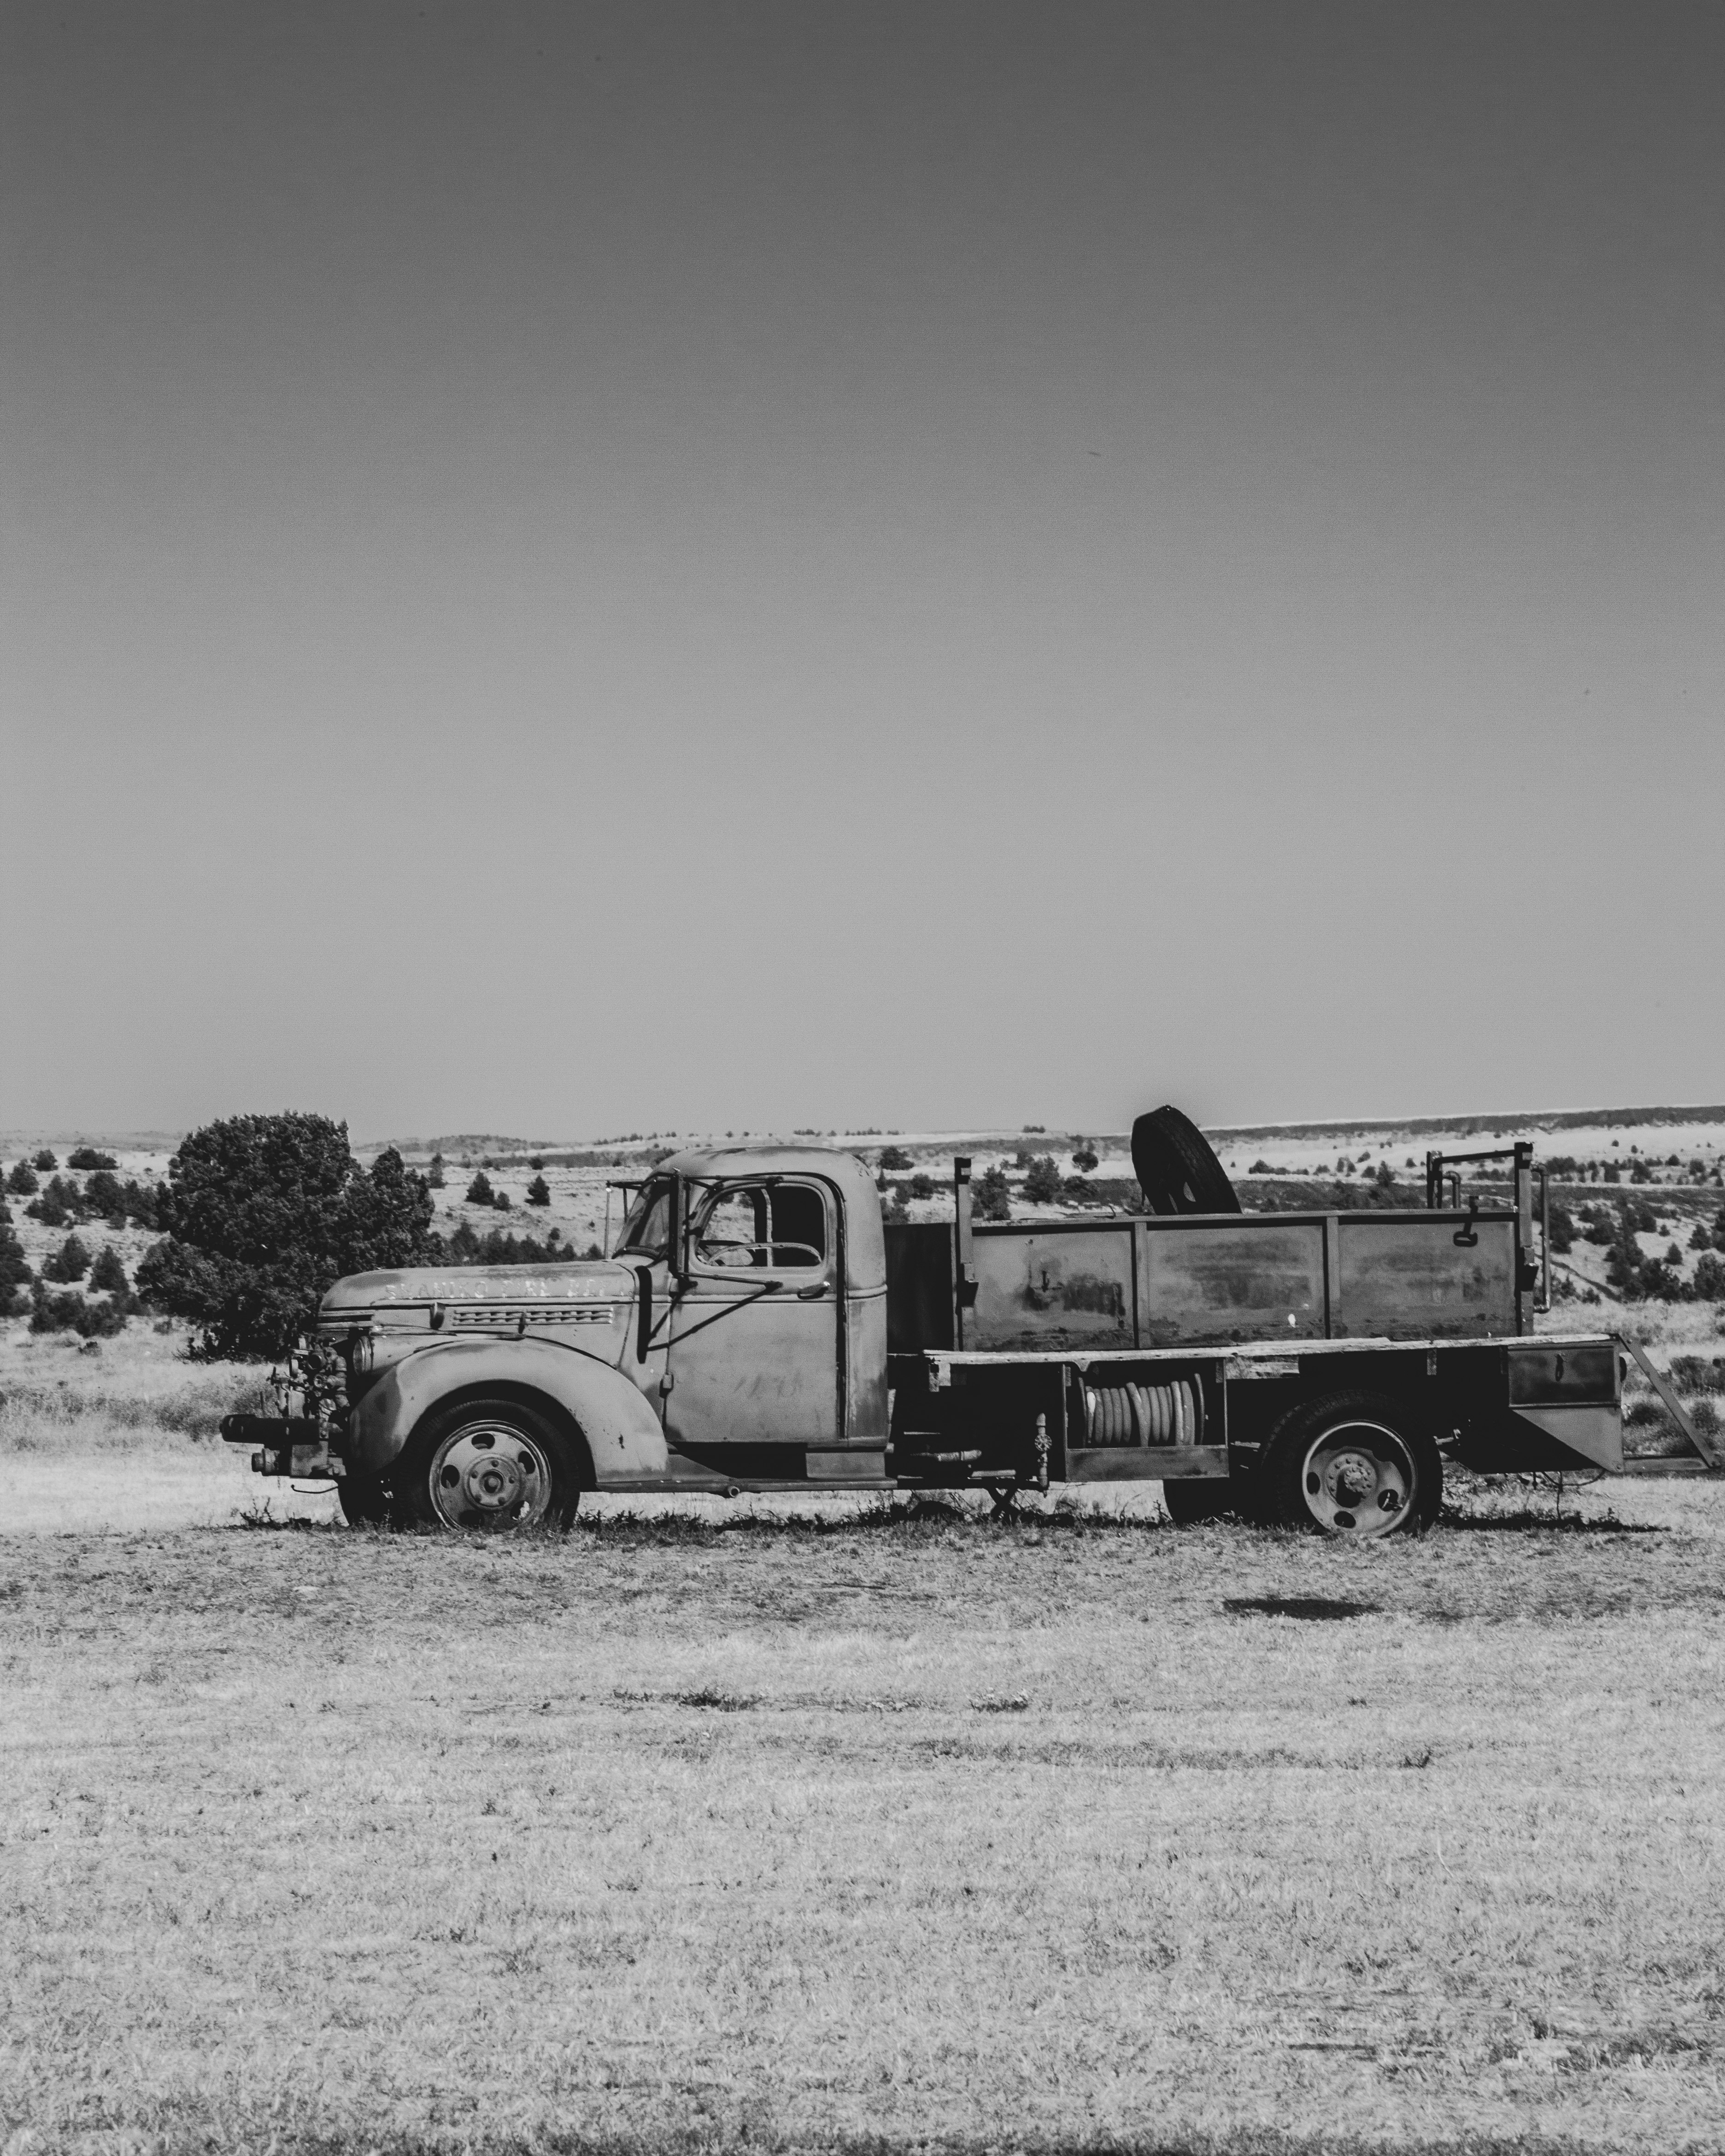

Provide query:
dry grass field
left=3, top=1409, right=1724, bottom=2156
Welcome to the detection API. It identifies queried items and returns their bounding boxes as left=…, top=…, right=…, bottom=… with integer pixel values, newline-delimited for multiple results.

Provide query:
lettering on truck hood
left=321, top=1261, right=636, bottom=1328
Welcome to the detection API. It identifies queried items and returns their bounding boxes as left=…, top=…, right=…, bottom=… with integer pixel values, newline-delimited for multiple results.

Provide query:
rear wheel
left=1260, top=1391, right=1440, bottom=1538
left=393, top=1396, right=580, bottom=1534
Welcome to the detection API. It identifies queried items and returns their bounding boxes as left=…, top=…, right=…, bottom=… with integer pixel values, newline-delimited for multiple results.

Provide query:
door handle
left=797, top=1282, right=830, bottom=1300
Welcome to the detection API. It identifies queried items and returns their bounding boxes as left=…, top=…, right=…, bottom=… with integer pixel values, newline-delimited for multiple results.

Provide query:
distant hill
left=1203, top=1106, right=1725, bottom=1144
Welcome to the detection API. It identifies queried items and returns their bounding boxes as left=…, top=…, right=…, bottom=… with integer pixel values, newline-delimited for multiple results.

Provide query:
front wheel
left=393, top=1396, right=581, bottom=1534
left=1260, top=1391, right=1441, bottom=1538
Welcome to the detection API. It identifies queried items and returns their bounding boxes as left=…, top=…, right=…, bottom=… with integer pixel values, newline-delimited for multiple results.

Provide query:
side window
left=695, top=1186, right=768, bottom=1267
left=769, top=1183, right=827, bottom=1268
left=693, top=1182, right=828, bottom=1271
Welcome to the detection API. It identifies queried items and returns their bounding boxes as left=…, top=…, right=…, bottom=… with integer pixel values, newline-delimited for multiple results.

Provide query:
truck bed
left=886, top=1204, right=1524, bottom=1355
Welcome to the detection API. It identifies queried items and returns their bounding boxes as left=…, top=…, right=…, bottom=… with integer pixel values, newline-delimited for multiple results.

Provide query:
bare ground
left=2, top=1445, right=1722, bottom=2156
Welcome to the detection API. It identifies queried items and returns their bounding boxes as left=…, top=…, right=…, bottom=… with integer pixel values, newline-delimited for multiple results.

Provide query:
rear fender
left=350, top=1337, right=668, bottom=1486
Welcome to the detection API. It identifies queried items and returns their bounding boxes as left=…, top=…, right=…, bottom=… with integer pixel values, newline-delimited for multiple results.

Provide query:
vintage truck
left=225, top=1108, right=1722, bottom=1538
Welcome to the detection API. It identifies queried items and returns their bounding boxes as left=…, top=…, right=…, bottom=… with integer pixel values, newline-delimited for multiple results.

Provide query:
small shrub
left=427, top=1154, right=446, bottom=1190
left=1023, top=1155, right=1063, bottom=1205
left=878, top=1146, right=913, bottom=1172
left=67, top=1148, right=117, bottom=1171
left=465, top=1171, right=495, bottom=1206
left=25, top=1195, right=69, bottom=1230
left=0, top=1219, right=32, bottom=1312
left=971, top=1166, right=1011, bottom=1222
left=1548, top=1203, right=1575, bottom=1254
left=7, top=1162, right=38, bottom=1196
left=1694, top=1254, right=1725, bottom=1302
left=42, top=1234, right=92, bottom=1284
left=525, top=1175, right=551, bottom=1207
left=127, top=1179, right=158, bottom=1228
left=1373, top=1162, right=1396, bottom=1189
left=441, top=1222, right=576, bottom=1267
left=89, top=1245, right=130, bottom=1298
left=1690, top=1222, right=1711, bottom=1252
left=29, top=1283, right=128, bottom=1336
left=1071, top=1147, right=1099, bottom=1174
left=883, top=1193, right=909, bottom=1226
left=32, top=1149, right=57, bottom=1172
left=493, top=1190, right=512, bottom=1211
left=1603, top=1164, right=1620, bottom=1183
left=1637, top=1260, right=1687, bottom=1303
left=909, top=1173, right=935, bottom=1201
left=82, top=1169, right=123, bottom=1217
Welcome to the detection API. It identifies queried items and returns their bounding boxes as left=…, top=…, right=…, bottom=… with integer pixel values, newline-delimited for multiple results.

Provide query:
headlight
left=346, top=1330, right=375, bottom=1377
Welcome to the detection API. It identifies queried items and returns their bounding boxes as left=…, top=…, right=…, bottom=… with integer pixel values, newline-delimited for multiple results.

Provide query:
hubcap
left=1298, top=1420, right=1415, bottom=1538
left=427, top=1421, right=553, bottom=1532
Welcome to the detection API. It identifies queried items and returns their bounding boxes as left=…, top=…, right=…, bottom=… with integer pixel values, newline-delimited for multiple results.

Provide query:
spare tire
left=1131, top=1105, right=1240, bottom=1216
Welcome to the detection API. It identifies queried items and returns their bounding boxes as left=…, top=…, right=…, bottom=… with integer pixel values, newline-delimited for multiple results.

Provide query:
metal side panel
left=1139, top=1219, right=1326, bottom=1346
left=1509, top=1405, right=1624, bottom=1472
left=1337, top=1215, right=1516, bottom=1339
left=969, top=1225, right=1136, bottom=1353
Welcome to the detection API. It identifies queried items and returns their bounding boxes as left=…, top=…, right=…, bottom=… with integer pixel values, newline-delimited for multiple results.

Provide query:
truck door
left=664, top=1176, right=841, bottom=1455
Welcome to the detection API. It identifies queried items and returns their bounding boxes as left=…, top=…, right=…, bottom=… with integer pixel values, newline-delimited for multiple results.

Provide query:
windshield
left=614, top=1176, right=674, bottom=1259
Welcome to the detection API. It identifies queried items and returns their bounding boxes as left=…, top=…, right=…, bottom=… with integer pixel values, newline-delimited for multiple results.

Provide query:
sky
left=3, top=0, right=1721, bottom=1144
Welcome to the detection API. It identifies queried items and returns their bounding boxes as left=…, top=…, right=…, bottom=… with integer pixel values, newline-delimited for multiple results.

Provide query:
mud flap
left=1507, top=1404, right=1623, bottom=1473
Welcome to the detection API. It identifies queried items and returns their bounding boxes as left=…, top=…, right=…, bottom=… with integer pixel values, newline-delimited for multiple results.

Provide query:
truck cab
left=610, top=1145, right=889, bottom=1481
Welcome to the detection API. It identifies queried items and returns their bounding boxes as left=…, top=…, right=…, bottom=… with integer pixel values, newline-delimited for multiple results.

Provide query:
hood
left=321, top=1260, right=634, bottom=1324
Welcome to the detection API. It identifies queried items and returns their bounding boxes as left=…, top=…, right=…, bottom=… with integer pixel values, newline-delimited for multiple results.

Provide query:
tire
left=392, top=1394, right=581, bottom=1534
left=337, top=1474, right=392, bottom=1527
left=1131, top=1106, right=1240, bottom=1216
left=1259, top=1390, right=1441, bottom=1538
left=1162, top=1476, right=1243, bottom=1525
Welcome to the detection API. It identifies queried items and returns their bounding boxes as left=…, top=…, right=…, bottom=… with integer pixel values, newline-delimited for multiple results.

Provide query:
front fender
left=349, top=1337, right=669, bottom=1486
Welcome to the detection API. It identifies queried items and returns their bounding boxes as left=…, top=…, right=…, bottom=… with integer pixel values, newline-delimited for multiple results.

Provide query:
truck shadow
left=1439, top=1507, right=1664, bottom=1535
left=1223, top=1595, right=1380, bottom=1619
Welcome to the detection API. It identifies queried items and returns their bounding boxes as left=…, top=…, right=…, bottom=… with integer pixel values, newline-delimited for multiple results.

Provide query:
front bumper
left=220, top=1413, right=340, bottom=1478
